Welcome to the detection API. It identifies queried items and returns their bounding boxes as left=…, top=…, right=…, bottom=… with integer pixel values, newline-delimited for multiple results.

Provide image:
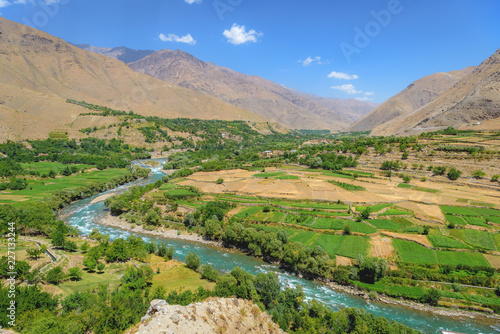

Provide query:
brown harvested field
left=369, top=234, right=395, bottom=259
left=483, top=254, right=500, bottom=269
left=380, top=231, right=433, bottom=248
left=397, top=202, right=445, bottom=222
left=181, top=165, right=499, bottom=224
left=336, top=256, right=353, bottom=266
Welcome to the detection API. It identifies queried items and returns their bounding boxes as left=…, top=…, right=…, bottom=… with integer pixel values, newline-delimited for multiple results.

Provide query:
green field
left=381, top=208, right=411, bottom=216
left=275, top=175, right=300, bottom=180
left=368, top=219, right=402, bottom=231
left=394, top=239, right=490, bottom=267
left=234, top=206, right=264, bottom=219
left=427, top=235, right=473, bottom=250
left=445, top=214, right=467, bottom=225
left=394, top=239, right=438, bottom=265
left=0, top=168, right=130, bottom=203
left=21, top=161, right=94, bottom=174
left=253, top=172, right=285, bottom=178
left=288, top=231, right=319, bottom=246
left=449, top=229, right=497, bottom=251
left=336, top=236, right=369, bottom=258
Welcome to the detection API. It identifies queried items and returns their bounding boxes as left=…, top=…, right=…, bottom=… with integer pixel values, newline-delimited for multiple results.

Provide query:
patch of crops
left=329, top=180, right=366, bottom=191
left=336, top=236, right=369, bottom=258
left=311, top=234, right=344, bottom=257
left=427, top=235, right=472, bottom=249
left=275, top=175, right=300, bottom=180
left=381, top=208, right=411, bottom=216
left=253, top=172, right=285, bottom=178
left=234, top=206, right=263, bottom=219
left=311, top=218, right=345, bottom=230
left=393, top=239, right=437, bottom=265
left=445, top=215, right=467, bottom=225
left=288, top=231, right=319, bottom=246
left=440, top=206, right=480, bottom=216
left=368, top=219, right=402, bottom=231
left=450, top=229, right=497, bottom=251
left=436, top=251, right=490, bottom=267
left=463, top=216, right=489, bottom=227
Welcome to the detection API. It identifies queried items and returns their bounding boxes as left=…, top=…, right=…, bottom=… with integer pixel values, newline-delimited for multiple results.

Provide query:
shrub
left=186, top=252, right=201, bottom=271
left=447, top=168, right=462, bottom=181
left=472, top=170, right=486, bottom=179
left=491, top=175, right=499, bottom=182
left=433, top=166, right=447, bottom=176
left=421, top=288, right=441, bottom=306
left=215, top=178, right=224, bottom=184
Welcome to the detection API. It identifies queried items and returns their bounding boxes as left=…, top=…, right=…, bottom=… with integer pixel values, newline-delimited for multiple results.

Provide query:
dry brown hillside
left=128, top=49, right=375, bottom=131
left=348, top=67, right=474, bottom=132
left=371, top=48, right=500, bottom=136
left=0, top=17, right=265, bottom=141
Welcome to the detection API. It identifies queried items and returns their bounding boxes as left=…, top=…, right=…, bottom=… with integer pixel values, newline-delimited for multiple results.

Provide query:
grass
left=463, top=216, right=489, bottom=227
left=427, top=235, right=473, bottom=249
left=440, top=206, right=480, bottom=216
left=311, top=218, right=346, bottom=230
left=381, top=208, right=411, bottom=216
left=445, top=215, right=467, bottom=226
left=151, top=260, right=215, bottom=292
left=0, top=168, right=130, bottom=203
left=486, top=216, right=500, bottom=224
left=164, top=189, right=197, bottom=199
left=393, top=239, right=438, bottom=265
left=273, top=201, right=348, bottom=210
left=329, top=180, right=366, bottom=191
left=368, top=219, right=402, bottom=231
left=356, top=204, right=392, bottom=213
left=275, top=175, right=300, bottom=180
left=21, top=161, right=94, bottom=174
left=253, top=172, right=285, bottom=178
left=311, top=234, right=344, bottom=257
left=159, top=183, right=179, bottom=190
left=233, top=206, right=264, bottom=219
left=322, top=171, right=353, bottom=179
left=449, top=229, right=497, bottom=251
left=288, top=231, right=319, bottom=246
left=397, top=183, right=412, bottom=189
left=336, top=236, right=369, bottom=258
left=436, top=251, right=490, bottom=267
left=412, top=186, right=440, bottom=193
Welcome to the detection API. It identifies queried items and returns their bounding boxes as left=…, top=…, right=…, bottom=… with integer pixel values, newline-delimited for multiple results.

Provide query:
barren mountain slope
left=372, top=48, right=500, bottom=136
left=129, top=49, right=375, bottom=130
left=0, top=17, right=264, bottom=140
left=348, top=67, right=475, bottom=132
left=74, top=44, right=155, bottom=64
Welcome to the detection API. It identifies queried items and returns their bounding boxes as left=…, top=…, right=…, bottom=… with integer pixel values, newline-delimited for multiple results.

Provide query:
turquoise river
left=59, top=160, right=500, bottom=334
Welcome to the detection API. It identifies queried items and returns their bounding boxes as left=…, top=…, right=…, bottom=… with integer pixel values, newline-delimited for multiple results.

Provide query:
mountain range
left=78, top=45, right=377, bottom=131
left=0, top=17, right=264, bottom=141
left=0, top=16, right=499, bottom=141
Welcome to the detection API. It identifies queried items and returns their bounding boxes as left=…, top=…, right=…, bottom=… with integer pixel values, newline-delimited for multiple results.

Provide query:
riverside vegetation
left=1, top=106, right=500, bottom=332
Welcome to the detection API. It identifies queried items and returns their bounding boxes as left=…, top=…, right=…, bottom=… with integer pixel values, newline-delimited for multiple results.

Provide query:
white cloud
left=184, top=0, right=201, bottom=4
left=327, top=71, right=359, bottom=80
left=364, top=92, right=374, bottom=96
left=223, top=23, right=262, bottom=45
left=0, top=0, right=10, bottom=8
left=299, top=56, right=321, bottom=66
left=355, top=97, right=373, bottom=101
left=331, top=84, right=362, bottom=95
left=159, top=33, right=196, bottom=45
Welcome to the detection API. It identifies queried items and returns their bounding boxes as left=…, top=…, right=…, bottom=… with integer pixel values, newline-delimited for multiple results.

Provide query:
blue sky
left=1, top=0, right=499, bottom=103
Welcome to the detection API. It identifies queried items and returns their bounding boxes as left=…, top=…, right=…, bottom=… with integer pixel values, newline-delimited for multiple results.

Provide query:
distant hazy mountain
left=371, top=48, right=500, bottom=136
left=348, top=67, right=475, bottom=133
left=0, top=17, right=264, bottom=141
left=126, top=48, right=376, bottom=130
left=74, top=44, right=155, bottom=64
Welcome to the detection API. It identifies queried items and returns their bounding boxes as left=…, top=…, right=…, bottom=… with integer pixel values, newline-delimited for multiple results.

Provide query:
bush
left=186, top=251, right=201, bottom=271
left=447, top=168, right=462, bottom=181
left=421, top=288, right=440, bottom=306
left=472, top=170, right=486, bottom=179
left=433, top=166, right=447, bottom=176
left=402, top=174, right=411, bottom=183
left=215, top=178, right=224, bottom=184
left=201, top=264, right=219, bottom=282
left=491, top=175, right=499, bottom=182
left=68, top=267, right=83, bottom=281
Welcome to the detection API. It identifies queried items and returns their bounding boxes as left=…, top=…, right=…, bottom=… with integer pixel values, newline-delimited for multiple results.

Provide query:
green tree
left=45, top=266, right=64, bottom=284
left=186, top=252, right=200, bottom=271
left=447, top=167, right=462, bottom=181
left=97, top=263, right=106, bottom=273
left=68, top=267, right=83, bottom=281
left=421, top=288, right=441, bottom=306
left=359, top=257, right=387, bottom=284
left=472, top=170, right=486, bottom=179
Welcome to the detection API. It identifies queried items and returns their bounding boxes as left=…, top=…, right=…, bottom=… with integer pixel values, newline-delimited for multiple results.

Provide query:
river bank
left=96, top=211, right=220, bottom=246
left=95, top=212, right=500, bottom=325
left=324, top=281, right=500, bottom=325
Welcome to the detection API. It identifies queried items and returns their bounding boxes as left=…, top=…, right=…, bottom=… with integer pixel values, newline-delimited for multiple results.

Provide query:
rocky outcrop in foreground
left=126, top=298, right=286, bottom=334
